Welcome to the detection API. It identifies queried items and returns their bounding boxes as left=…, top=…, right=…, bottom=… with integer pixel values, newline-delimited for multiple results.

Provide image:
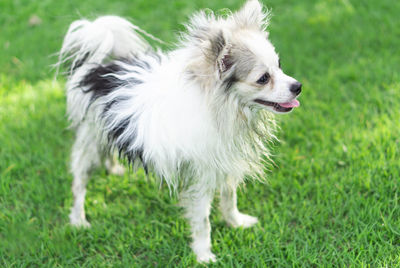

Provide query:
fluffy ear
left=234, top=0, right=268, bottom=30
left=209, top=31, right=234, bottom=76
left=184, top=12, right=235, bottom=78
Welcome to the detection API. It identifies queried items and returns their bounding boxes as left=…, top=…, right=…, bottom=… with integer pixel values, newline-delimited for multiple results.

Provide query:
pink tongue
left=279, top=99, right=300, bottom=108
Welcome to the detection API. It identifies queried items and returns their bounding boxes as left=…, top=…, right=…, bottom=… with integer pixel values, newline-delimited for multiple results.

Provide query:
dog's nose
left=290, top=82, right=302, bottom=95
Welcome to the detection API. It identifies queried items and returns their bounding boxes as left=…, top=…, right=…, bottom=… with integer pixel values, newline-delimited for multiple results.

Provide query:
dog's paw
left=228, top=213, right=258, bottom=228
left=196, top=251, right=216, bottom=263
left=69, top=214, right=91, bottom=228
left=192, top=240, right=217, bottom=263
left=109, top=164, right=125, bottom=176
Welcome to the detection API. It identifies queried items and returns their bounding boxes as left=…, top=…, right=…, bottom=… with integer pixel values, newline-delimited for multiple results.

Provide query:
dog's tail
left=57, top=16, right=160, bottom=75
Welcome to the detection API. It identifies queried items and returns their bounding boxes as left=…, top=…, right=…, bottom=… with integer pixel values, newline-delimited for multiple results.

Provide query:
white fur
left=59, top=0, right=301, bottom=263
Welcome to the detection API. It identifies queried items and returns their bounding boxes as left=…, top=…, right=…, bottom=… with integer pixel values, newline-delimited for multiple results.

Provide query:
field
left=1, top=0, right=400, bottom=266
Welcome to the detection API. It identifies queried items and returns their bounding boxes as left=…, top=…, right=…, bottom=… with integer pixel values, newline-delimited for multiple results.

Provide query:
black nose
left=290, top=82, right=302, bottom=95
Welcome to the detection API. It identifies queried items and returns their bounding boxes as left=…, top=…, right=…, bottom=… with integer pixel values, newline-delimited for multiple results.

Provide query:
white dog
left=59, top=0, right=301, bottom=262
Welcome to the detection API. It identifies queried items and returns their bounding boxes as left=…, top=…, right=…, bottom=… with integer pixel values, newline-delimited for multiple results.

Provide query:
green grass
left=1, top=0, right=400, bottom=266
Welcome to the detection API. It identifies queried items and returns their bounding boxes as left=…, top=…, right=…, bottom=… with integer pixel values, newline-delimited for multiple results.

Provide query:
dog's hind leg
left=219, top=181, right=258, bottom=228
left=69, top=124, right=101, bottom=227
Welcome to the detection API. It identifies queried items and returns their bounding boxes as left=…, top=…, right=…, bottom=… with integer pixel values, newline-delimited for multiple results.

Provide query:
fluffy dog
left=59, top=0, right=301, bottom=262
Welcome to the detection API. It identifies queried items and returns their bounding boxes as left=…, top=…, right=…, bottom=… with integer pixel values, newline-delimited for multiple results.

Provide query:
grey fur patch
left=223, top=45, right=257, bottom=91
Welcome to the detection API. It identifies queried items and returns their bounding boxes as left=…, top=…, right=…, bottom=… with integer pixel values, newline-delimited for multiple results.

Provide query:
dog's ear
left=234, top=0, right=268, bottom=30
left=185, top=12, right=235, bottom=79
left=209, top=31, right=234, bottom=76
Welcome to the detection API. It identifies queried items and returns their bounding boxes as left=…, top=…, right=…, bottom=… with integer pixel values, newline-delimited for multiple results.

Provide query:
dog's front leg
left=180, top=187, right=216, bottom=263
left=220, top=182, right=258, bottom=228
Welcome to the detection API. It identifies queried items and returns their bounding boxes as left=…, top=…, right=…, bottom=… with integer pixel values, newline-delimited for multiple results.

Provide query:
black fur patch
left=80, top=62, right=142, bottom=103
left=107, top=111, right=147, bottom=173
left=79, top=57, right=154, bottom=171
left=224, top=74, right=239, bottom=92
left=71, top=52, right=90, bottom=73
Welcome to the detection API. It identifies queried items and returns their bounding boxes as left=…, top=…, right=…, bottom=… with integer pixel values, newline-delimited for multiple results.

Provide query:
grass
left=1, top=0, right=400, bottom=266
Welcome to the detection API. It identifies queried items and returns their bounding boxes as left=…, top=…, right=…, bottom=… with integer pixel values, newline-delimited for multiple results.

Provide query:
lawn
left=1, top=0, right=400, bottom=266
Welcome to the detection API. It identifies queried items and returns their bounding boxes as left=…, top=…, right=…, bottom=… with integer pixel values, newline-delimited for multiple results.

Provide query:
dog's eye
left=256, top=73, right=270, bottom=85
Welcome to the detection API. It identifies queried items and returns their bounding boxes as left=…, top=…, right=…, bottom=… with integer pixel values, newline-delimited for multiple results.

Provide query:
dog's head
left=185, top=0, right=301, bottom=114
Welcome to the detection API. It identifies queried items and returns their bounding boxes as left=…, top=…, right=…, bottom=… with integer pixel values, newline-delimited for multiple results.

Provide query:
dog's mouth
left=254, top=99, right=300, bottom=113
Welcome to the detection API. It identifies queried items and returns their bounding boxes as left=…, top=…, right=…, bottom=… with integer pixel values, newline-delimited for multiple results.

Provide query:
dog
left=58, top=0, right=301, bottom=262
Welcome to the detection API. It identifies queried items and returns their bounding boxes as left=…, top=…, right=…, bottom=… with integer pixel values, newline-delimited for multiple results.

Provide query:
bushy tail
left=58, top=16, right=160, bottom=75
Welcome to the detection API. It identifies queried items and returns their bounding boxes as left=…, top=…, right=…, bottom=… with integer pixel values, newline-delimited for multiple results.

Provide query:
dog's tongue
left=279, top=99, right=300, bottom=108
